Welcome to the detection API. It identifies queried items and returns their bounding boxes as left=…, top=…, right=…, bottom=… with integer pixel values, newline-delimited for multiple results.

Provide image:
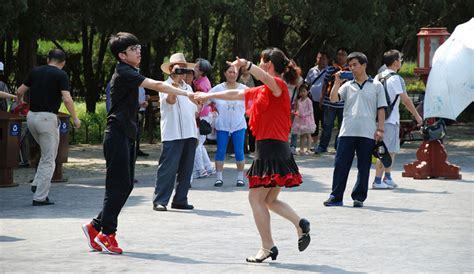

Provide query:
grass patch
left=59, top=101, right=107, bottom=144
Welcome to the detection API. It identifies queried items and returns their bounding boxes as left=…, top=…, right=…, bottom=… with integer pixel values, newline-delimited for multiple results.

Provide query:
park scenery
left=0, top=1, right=473, bottom=273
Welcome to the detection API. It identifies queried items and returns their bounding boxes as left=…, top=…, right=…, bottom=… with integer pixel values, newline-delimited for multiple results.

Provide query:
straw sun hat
left=160, top=53, right=195, bottom=74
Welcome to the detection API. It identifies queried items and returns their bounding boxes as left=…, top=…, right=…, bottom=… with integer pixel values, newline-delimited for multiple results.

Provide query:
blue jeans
left=330, top=136, right=375, bottom=202
left=318, top=105, right=343, bottom=151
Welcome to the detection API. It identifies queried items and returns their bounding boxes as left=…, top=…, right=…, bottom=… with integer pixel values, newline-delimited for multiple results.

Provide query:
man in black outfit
left=82, top=32, right=197, bottom=255
left=16, top=49, right=81, bottom=205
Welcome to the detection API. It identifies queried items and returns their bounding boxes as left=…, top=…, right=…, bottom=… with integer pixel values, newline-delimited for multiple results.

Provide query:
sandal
left=246, top=246, right=278, bottom=263
left=214, top=179, right=223, bottom=187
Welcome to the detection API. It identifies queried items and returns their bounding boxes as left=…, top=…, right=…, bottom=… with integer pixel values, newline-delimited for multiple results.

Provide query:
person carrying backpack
left=372, top=49, right=422, bottom=189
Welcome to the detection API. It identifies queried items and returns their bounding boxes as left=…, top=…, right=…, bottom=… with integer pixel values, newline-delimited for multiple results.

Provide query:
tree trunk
left=200, top=17, right=210, bottom=59
left=232, top=18, right=254, bottom=61
left=95, top=33, right=108, bottom=95
left=16, top=29, right=37, bottom=87
left=140, top=42, right=152, bottom=78
left=82, top=22, right=98, bottom=113
left=191, top=34, right=200, bottom=62
left=5, top=33, right=13, bottom=83
left=267, top=15, right=286, bottom=50
left=210, top=14, right=225, bottom=65
left=0, top=36, right=4, bottom=64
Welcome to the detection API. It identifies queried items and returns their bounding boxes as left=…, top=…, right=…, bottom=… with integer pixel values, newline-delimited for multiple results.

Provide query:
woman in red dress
left=194, top=48, right=310, bottom=263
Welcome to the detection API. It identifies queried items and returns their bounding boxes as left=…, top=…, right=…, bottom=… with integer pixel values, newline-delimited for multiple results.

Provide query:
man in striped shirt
left=316, top=48, right=349, bottom=154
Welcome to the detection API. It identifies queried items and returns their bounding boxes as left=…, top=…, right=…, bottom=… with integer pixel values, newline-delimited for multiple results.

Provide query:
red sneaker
left=81, top=223, right=102, bottom=252
left=94, top=232, right=123, bottom=254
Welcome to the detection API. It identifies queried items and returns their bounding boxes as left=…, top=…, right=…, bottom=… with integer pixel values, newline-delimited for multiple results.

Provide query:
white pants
left=193, top=134, right=213, bottom=173
left=27, top=111, right=60, bottom=201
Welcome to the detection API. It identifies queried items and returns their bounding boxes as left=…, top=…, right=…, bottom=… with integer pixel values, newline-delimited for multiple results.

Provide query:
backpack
left=377, top=72, right=399, bottom=120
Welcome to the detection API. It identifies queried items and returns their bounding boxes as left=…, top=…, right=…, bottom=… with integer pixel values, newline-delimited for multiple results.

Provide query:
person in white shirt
left=208, top=63, right=247, bottom=187
left=372, top=50, right=422, bottom=189
left=136, top=86, right=149, bottom=157
left=152, top=53, right=198, bottom=211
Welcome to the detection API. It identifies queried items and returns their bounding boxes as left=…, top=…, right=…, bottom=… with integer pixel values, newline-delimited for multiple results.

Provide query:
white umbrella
left=424, top=18, right=474, bottom=120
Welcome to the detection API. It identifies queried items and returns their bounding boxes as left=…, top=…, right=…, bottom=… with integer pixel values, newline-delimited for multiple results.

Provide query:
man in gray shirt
left=323, top=52, right=387, bottom=208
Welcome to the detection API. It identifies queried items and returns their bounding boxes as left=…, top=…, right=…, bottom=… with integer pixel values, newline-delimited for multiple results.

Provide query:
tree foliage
left=0, top=0, right=472, bottom=112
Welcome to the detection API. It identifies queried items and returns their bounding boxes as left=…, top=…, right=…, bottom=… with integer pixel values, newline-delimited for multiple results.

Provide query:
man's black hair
left=382, top=49, right=402, bottom=67
left=48, top=49, right=66, bottom=63
left=347, top=52, right=368, bottom=65
left=109, top=32, right=140, bottom=61
left=335, top=47, right=349, bottom=55
left=318, top=51, right=328, bottom=57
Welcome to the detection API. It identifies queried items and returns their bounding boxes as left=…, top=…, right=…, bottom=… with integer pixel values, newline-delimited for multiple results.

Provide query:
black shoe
left=246, top=246, right=278, bottom=263
left=323, top=195, right=343, bottom=206
left=236, top=180, right=245, bottom=187
left=136, top=150, right=149, bottom=157
left=171, top=203, right=194, bottom=210
left=153, top=204, right=167, bottom=211
left=31, top=186, right=37, bottom=193
left=32, top=199, right=54, bottom=206
left=353, top=200, right=364, bottom=208
left=298, top=218, right=311, bottom=251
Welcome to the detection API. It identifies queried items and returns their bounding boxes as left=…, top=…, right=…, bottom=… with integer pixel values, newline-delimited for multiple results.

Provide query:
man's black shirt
left=24, top=65, right=69, bottom=114
left=107, top=62, right=146, bottom=140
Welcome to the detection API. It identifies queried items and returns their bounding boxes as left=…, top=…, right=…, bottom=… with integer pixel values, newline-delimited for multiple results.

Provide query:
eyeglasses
left=122, top=44, right=141, bottom=53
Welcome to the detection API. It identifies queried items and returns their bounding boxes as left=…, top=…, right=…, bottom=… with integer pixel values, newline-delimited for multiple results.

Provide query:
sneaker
left=383, top=178, right=398, bottom=188
left=372, top=181, right=394, bottom=189
left=94, top=232, right=123, bottom=254
left=81, top=223, right=102, bottom=251
left=323, top=195, right=343, bottom=206
left=206, top=168, right=216, bottom=176
left=353, top=200, right=364, bottom=207
left=193, top=170, right=209, bottom=179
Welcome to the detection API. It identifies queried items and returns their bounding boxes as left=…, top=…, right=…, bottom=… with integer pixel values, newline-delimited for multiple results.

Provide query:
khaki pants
left=27, top=111, right=60, bottom=201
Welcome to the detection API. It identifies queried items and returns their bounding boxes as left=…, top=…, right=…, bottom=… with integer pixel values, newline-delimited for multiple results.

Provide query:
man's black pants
left=92, top=125, right=136, bottom=235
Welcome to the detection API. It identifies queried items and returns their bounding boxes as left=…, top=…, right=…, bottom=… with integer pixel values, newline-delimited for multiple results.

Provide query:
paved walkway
left=1, top=129, right=473, bottom=273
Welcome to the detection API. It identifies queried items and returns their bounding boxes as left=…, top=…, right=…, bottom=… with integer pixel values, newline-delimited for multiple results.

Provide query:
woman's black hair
left=109, top=32, right=140, bottom=61
left=261, top=47, right=299, bottom=84
left=221, top=61, right=239, bottom=81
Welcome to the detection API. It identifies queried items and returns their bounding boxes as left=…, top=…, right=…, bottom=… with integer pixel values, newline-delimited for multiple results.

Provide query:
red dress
left=244, top=77, right=302, bottom=188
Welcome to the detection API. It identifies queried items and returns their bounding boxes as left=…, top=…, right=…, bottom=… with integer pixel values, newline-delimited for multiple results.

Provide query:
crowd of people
left=0, top=31, right=422, bottom=260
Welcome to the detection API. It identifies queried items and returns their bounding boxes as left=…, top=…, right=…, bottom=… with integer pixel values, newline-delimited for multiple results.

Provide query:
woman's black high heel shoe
left=246, top=246, right=278, bottom=263
left=298, top=218, right=311, bottom=252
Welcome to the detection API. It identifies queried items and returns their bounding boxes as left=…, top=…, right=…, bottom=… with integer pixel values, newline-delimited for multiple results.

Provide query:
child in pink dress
left=292, top=84, right=316, bottom=155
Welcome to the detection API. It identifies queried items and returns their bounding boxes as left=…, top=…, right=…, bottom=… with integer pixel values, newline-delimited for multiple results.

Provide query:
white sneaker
left=206, top=168, right=216, bottom=176
left=193, top=170, right=209, bottom=179
left=384, top=178, right=398, bottom=188
left=372, top=181, right=394, bottom=189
